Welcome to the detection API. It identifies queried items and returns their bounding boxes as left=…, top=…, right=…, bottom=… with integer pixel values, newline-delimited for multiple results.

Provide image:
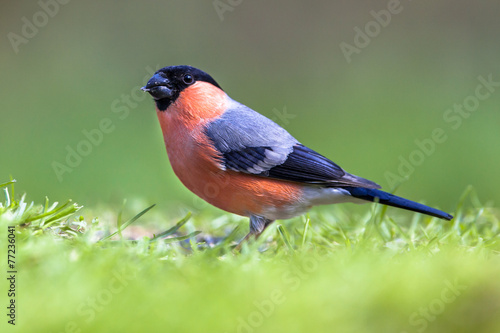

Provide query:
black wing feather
left=224, top=147, right=270, bottom=170
left=267, top=145, right=344, bottom=182
left=219, top=144, right=380, bottom=189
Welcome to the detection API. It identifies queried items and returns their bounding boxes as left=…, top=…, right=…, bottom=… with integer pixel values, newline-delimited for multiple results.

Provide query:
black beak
left=141, top=73, right=174, bottom=100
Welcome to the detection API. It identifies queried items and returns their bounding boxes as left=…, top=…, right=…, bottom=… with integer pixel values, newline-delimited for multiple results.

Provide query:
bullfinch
left=142, top=65, right=453, bottom=242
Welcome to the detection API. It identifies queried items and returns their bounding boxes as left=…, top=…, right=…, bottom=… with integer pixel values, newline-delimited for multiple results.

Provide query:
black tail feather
left=345, top=187, right=453, bottom=220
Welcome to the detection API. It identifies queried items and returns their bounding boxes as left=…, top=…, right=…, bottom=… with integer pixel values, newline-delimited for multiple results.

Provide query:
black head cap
left=142, top=65, right=222, bottom=111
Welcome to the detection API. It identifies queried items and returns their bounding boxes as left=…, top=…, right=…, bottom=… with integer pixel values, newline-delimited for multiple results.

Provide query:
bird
left=142, top=65, right=453, bottom=242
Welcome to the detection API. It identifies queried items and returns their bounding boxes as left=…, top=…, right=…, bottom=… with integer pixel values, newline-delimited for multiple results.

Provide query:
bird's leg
left=235, top=215, right=274, bottom=251
left=249, top=215, right=273, bottom=238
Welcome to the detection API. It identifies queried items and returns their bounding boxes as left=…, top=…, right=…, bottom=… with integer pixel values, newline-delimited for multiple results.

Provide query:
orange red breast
left=156, top=81, right=305, bottom=217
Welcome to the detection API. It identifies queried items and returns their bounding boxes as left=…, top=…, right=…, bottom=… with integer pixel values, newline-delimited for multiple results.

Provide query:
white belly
left=260, top=187, right=365, bottom=220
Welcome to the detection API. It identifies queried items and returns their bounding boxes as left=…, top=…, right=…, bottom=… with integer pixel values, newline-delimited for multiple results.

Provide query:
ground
left=1, top=180, right=499, bottom=333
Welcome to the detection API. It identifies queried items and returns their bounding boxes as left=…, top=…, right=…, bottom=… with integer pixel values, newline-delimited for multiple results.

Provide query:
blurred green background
left=2, top=2, right=500, bottom=333
left=1, top=0, right=499, bottom=214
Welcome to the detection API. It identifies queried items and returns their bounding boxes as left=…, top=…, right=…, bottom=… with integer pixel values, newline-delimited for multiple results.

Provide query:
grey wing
left=204, top=98, right=380, bottom=189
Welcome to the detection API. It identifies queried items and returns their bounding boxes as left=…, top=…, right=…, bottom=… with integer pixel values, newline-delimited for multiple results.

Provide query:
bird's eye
left=183, top=74, right=194, bottom=84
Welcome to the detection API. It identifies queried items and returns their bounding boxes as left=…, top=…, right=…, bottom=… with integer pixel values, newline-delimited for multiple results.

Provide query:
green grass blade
left=301, top=214, right=311, bottom=247
left=42, top=203, right=82, bottom=228
left=116, top=199, right=127, bottom=240
left=99, top=204, right=156, bottom=241
left=277, top=224, right=294, bottom=253
left=4, top=188, right=11, bottom=207
left=0, top=179, right=16, bottom=189
left=150, top=212, right=192, bottom=242
left=387, top=217, right=414, bottom=250
left=455, top=185, right=473, bottom=217
left=24, top=200, right=73, bottom=223
left=162, top=231, right=201, bottom=244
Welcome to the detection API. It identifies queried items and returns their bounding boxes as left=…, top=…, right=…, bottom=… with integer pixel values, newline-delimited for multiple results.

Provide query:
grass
left=1, top=179, right=500, bottom=333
